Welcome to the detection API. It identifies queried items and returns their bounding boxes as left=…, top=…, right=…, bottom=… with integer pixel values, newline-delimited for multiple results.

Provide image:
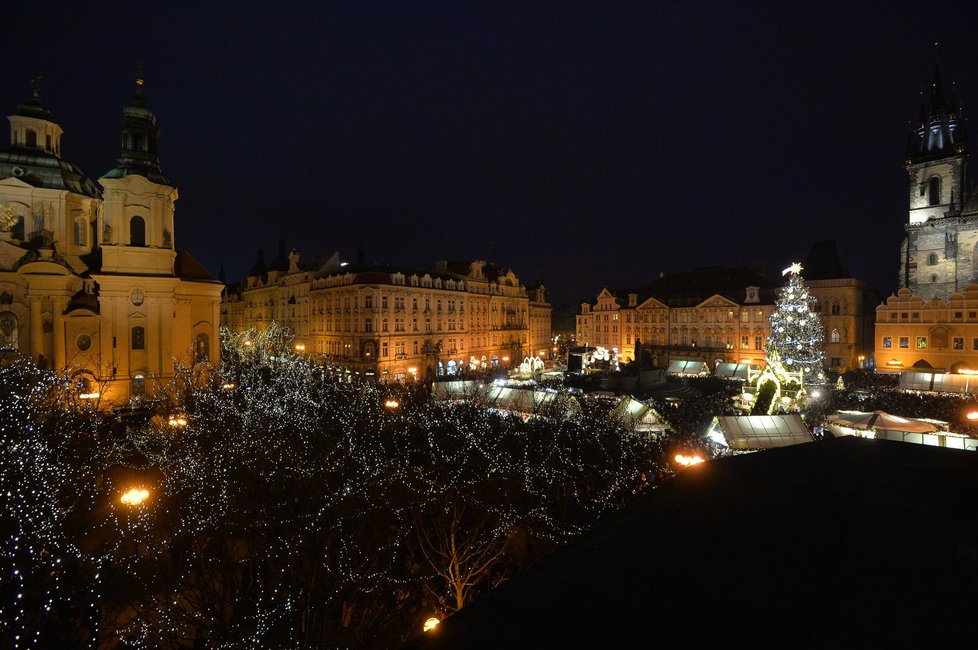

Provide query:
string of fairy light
left=1, top=323, right=667, bottom=647
left=768, top=263, right=827, bottom=385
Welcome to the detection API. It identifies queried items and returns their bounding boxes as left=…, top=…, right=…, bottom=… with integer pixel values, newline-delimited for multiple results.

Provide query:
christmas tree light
left=767, top=263, right=826, bottom=385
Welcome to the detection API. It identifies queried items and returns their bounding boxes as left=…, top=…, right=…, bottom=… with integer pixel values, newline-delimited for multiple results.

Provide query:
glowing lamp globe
left=423, top=617, right=440, bottom=632
left=120, top=487, right=150, bottom=506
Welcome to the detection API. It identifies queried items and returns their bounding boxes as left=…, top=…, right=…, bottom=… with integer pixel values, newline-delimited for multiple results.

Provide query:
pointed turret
left=103, top=68, right=171, bottom=185
left=907, top=65, right=966, bottom=163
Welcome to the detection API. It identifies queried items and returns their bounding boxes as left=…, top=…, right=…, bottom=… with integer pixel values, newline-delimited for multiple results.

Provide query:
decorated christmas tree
left=766, top=262, right=826, bottom=385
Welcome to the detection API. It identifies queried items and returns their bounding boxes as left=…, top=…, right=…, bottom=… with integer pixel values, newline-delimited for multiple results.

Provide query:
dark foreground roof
left=403, top=437, right=978, bottom=649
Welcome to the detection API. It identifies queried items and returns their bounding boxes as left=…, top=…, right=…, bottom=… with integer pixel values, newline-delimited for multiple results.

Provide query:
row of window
left=883, top=335, right=978, bottom=351
left=8, top=215, right=150, bottom=247
left=72, top=327, right=210, bottom=360
left=887, top=311, right=978, bottom=320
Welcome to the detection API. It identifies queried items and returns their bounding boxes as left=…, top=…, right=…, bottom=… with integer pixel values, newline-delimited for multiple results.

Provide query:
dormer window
left=745, top=286, right=759, bottom=304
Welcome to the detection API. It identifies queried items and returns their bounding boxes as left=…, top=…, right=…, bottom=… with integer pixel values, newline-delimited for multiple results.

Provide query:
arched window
left=25, top=129, right=37, bottom=148
left=131, top=373, right=146, bottom=396
left=928, top=253, right=938, bottom=266
left=831, top=328, right=841, bottom=343
left=130, top=216, right=146, bottom=246
left=195, top=332, right=209, bottom=362
left=929, top=177, right=941, bottom=206
left=0, top=311, right=18, bottom=350
left=930, top=274, right=938, bottom=283
left=73, top=216, right=88, bottom=247
left=131, top=326, right=145, bottom=350
left=831, top=301, right=840, bottom=316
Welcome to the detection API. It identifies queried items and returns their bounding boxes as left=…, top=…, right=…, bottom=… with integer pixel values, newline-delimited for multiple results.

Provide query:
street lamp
left=167, top=414, right=188, bottom=428
left=967, top=412, right=978, bottom=421
left=674, top=454, right=704, bottom=466
left=120, top=487, right=150, bottom=506
left=423, top=617, right=440, bottom=632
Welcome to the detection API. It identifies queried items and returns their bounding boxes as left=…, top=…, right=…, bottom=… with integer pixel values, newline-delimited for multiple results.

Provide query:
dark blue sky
left=5, top=1, right=978, bottom=305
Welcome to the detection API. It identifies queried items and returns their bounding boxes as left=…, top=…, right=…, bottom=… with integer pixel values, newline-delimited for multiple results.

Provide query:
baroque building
left=576, top=267, right=778, bottom=369
left=875, top=284, right=978, bottom=373
left=576, top=242, right=874, bottom=373
left=0, top=81, right=223, bottom=405
left=222, top=252, right=551, bottom=381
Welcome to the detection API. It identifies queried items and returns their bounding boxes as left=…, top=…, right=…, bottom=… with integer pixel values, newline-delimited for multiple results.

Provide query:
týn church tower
left=900, top=65, right=976, bottom=300
left=0, top=76, right=223, bottom=406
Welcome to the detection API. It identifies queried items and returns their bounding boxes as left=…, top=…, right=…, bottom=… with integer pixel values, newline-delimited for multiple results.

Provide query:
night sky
left=5, top=1, right=978, bottom=306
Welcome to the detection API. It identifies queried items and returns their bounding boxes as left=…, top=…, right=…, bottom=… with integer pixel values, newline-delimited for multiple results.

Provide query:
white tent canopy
left=611, top=397, right=669, bottom=434
left=825, top=411, right=938, bottom=434
left=710, top=415, right=813, bottom=450
left=900, top=371, right=978, bottom=394
left=714, top=362, right=752, bottom=380
left=666, top=360, right=708, bottom=377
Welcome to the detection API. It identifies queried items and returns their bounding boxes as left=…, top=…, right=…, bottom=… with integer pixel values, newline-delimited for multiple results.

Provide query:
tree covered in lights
left=766, top=262, right=826, bottom=385
left=0, top=325, right=669, bottom=649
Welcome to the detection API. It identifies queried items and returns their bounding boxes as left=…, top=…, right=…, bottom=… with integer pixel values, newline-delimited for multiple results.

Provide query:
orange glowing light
left=967, top=412, right=978, bottom=421
left=423, top=617, right=440, bottom=632
left=120, top=487, right=150, bottom=506
left=674, top=454, right=705, bottom=466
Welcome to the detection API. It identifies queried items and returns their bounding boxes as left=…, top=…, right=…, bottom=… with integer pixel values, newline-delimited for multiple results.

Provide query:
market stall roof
left=900, top=371, right=978, bottom=394
left=611, top=397, right=669, bottom=433
left=826, top=410, right=938, bottom=434
left=711, top=414, right=813, bottom=449
left=714, top=362, right=752, bottom=380
left=485, top=386, right=581, bottom=419
left=431, top=380, right=484, bottom=401
left=666, top=359, right=708, bottom=376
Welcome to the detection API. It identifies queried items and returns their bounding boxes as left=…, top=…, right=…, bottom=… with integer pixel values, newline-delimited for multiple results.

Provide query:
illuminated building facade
left=223, top=255, right=551, bottom=381
left=576, top=267, right=777, bottom=369
left=899, top=66, right=978, bottom=301
left=874, top=284, right=978, bottom=373
left=0, top=81, right=223, bottom=405
left=577, top=245, right=875, bottom=372
left=874, top=65, right=978, bottom=374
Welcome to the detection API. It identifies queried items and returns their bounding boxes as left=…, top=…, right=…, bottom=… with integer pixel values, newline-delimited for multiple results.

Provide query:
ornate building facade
left=223, top=253, right=551, bottom=381
left=576, top=267, right=777, bottom=369
left=899, top=66, right=977, bottom=300
left=0, top=82, right=223, bottom=405
left=877, top=66, right=978, bottom=374
left=577, top=243, right=875, bottom=372
left=875, top=284, right=978, bottom=372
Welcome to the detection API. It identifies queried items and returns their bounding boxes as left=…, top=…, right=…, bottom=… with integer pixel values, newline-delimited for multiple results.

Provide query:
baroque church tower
left=0, top=76, right=222, bottom=406
left=900, top=65, right=976, bottom=300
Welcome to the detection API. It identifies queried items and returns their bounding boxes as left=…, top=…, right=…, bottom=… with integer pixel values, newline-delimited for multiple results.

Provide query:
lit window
left=882, top=336, right=892, bottom=348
